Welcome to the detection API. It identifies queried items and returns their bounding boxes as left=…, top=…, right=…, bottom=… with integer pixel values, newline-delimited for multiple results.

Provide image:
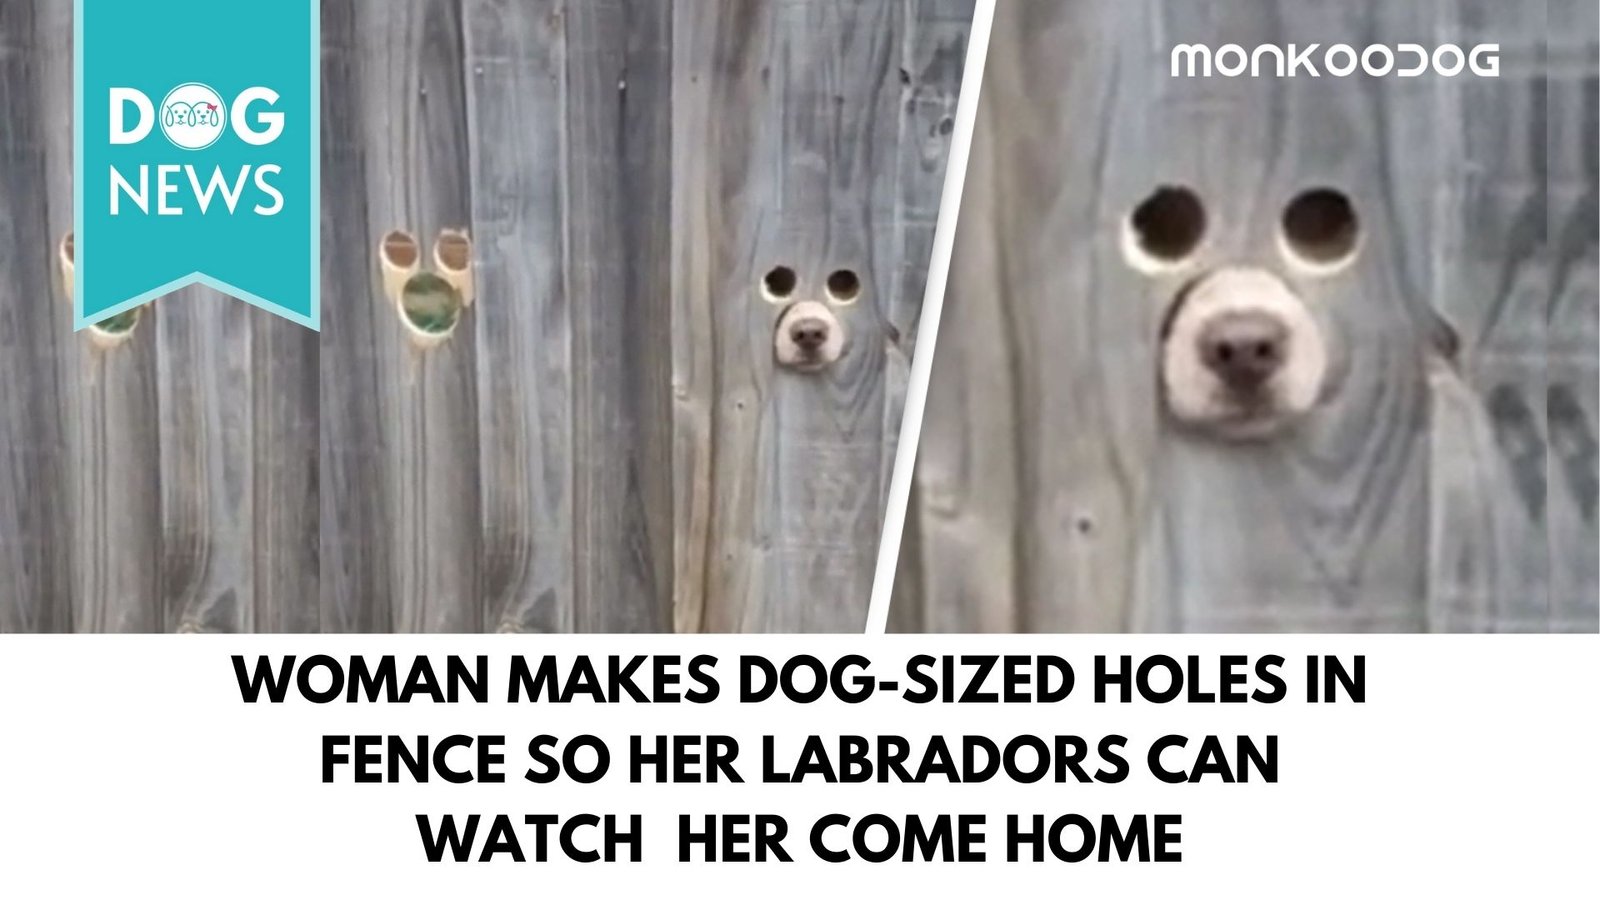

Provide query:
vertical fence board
left=157, top=291, right=255, bottom=631
left=1146, top=1, right=1436, bottom=632
left=882, top=0, right=972, bottom=524
left=674, top=0, right=910, bottom=633
left=905, top=0, right=1595, bottom=634
left=319, top=0, right=391, bottom=630
left=372, top=0, right=479, bottom=632
left=70, top=326, right=164, bottom=631
left=3, top=0, right=970, bottom=634
left=253, top=314, right=321, bottom=632
left=322, top=0, right=482, bottom=632
left=462, top=0, right=572, bottom=633
left=1545, top=0, right=1600, bottom=630
left=566, top=0, right=675, bottom=632
left=672, top=0, right=762, bottom=632
left=0, top=0, right=72, bottom=631
left=910, top=1, right=1161, bottom=634
left=1429, top=1, right=1553, bottom=630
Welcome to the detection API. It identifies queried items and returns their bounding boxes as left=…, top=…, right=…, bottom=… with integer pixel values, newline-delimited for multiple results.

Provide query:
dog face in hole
left=1159, top=266, right=1328, bottom=440
left=774, top=299, right=845, bottom=372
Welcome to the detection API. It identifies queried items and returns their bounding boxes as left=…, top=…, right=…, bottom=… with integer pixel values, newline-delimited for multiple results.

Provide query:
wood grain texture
left=1543, top=0, right=1599, bottom=630
left=0, top=0, right=322, bottom=633
left=1149, top=1, right=1440, bottom=633
left=0, top=0, right=73, bottom=632
left=673, top=0, right=962, bottom=632
left=253, top=313, right=321, bottom=632
left=461, top=0, right=571, bottom=633
left=3, top=0, right=969, bottom=633
left=0, top=0, right=326, bottom=634
left=319, top=0, right=482, bottom=632
left=319, top=0, right=390, bottom=631
left=1429, top=1, right=1553, bottom=630
left=157, top=290, right=256, bottom=632
left=900, top=0, right=1598, bottom=633
left=565, top=0, right=675, bottom=633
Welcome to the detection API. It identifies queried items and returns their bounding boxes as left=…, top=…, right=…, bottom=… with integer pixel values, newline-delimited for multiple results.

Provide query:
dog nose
left=789, top=317, right=830, bottom=351
left=1198, top=311, right=1288, bottom=390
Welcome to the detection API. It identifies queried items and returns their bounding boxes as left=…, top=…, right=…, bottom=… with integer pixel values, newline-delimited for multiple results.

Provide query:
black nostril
left=1198, top=312, right=1288, bottom=390
left=791, top=322, right=828, bottom=348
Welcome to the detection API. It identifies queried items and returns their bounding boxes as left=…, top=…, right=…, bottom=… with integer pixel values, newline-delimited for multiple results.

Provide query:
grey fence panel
left=0, top=0, right=969, bottom=633
left=901, top=0, right=1598, bottom=633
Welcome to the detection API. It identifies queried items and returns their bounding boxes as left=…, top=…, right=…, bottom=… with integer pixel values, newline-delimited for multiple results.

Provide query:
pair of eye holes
left=1126, top=185, right=1361, bottom=270
left=57, top=231, right=141, bottom=341
left=760, top=266, right=862, bottom=304
left=381, top=229, right=473, bottom=338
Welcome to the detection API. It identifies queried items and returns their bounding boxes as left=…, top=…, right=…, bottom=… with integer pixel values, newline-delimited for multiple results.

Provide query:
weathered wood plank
left=0, top=0, right=72, bottom=632
left=882, top=0, right=972, bottom=525
left=893, top=0, right=972, bottom=351
left=1544, top=0, right=1599, bottom=631
left=253, top=313, right=320, bottom=632
left=566, top=0, right=675, bottom=632
left=461, top=0, right=571, bottom=633
left=157, top=290, right=255, bottom=631
left=1428, top=1, right=1553, bottom=631
left=323, top=0, right=481, bottom=632
left=68, top=322, right=163, bottom=632
left=906, top=0, right=1594, bottom=634
left=319, top=0, right=391, bottom=631
left=1145, top=1, right=1445, bottom=632
left=12, top=0, right=321, bottom=634
left=670, top=0, right=765, bottom=633
left=912, top=0, right=1163, bottom=633
left=39, top=0, right=162, bottom=633
left=674, top=0, right=907, bottom=632
left=362, top=0, right=480, bottom=632
left=3, top=0, right=973, bottom=634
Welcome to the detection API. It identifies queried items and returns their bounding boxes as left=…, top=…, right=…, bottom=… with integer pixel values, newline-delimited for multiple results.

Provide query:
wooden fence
left=895, top=0, right=1599, bottom=633
left=0, top=0, right=972, bottom=633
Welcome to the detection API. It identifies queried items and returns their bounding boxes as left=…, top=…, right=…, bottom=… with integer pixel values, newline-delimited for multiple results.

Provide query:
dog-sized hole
left=1127, top=185, right=1206, bottom=264
left=399, top=272, right=462, bottom=338
left=435, top=230, right=470, bottom=273
left=90, top=308, right=141, bottom=339
left=825, top=269, right=861, bottom=303
left=1281, top=188, right=1359, bottom=266
left=762, top=265, right=798, bottom=301
left=381, top=229, right=420, bottom=270
left=59, top=231, right=75, bottom=300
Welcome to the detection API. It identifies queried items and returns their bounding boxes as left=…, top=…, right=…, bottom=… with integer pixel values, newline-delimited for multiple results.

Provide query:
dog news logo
left=1171, top=43, right=1501, bottom=79
left=157, top=83, right=229, bottom=150
left=76, top=0, right=319, bottom=330
left=107, top=83, right=287, bottom=216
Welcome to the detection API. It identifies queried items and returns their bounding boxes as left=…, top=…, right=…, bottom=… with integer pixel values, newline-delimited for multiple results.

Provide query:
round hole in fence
left=435, top=230, right=471, bottom=272
left=58, top=231, right=75, bottom=300
left=1125, top=185, right=1206, bottom=268
left=398, top=271, right=463, bottom=338
left=89, top=308, right=142, bottom=340
left=381, top=229, right=420, bottom=270
left=1280, top=188, right=1359, bottom=268
left=825, top=268, right=862, bottom=304
left=761, top=265, right=798, bottom=302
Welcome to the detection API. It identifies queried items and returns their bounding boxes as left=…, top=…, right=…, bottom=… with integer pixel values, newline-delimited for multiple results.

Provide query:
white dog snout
left=1197, top=309, right=1289, bottom=391
left=774, top=299, right=845, bottom=372
left=1160, top=266, right=1328, bottom=439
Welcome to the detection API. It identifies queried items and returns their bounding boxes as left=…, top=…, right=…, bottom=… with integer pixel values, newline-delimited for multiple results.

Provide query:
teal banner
left=75, top=0, right=319, bottom=329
